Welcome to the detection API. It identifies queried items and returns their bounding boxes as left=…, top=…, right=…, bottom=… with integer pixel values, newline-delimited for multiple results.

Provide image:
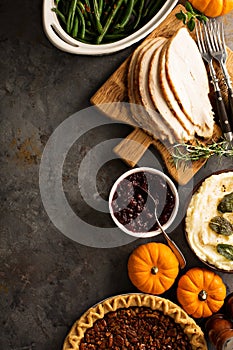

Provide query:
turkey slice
left=128, top=39, right=161, bottom=138
left=128, top=37, right=174, bottom=143
left=148, top=41, right=193, bottom=142
left=137, top=38, right=177, bottom=144
left=165, top=27, right=214, bottom=138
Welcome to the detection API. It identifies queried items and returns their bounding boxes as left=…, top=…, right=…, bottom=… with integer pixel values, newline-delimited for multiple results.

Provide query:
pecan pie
left=63, top=294, right=207, bottom=350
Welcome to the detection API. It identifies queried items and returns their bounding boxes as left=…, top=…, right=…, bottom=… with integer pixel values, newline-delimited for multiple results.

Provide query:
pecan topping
left=80, top=307, right=192, bottom=349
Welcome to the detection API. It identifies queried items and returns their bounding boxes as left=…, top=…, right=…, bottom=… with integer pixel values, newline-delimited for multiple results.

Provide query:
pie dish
left=63, top=293, right=207, bottom=349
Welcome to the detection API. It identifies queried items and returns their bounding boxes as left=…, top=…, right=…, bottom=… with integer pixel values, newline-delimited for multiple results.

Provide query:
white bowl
left=43, top=0, right=178, bottom=55
left=109, top=167, right=179, bottom=238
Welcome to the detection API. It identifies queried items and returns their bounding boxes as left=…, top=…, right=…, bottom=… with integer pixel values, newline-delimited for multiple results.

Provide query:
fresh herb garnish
left=171, top=138, right=233, bottom=169
left=218, top=192, right=233, bottom=213
left=176, top=1, right=208, bottom=31
left=209, top=216, right=233, bottom=236
left=217, top=244, right=233, bottom=261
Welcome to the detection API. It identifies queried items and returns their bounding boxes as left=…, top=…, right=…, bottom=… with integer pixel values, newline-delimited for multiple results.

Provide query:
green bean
left=93, top=0, right=103, bottom=34
left=72, top=16, right=79, bottom=37
left=112, top=6, right=125, bottom=29
left=52, top=8, right=67, bottom=25
left=85, top=28, right=96, bottom=36
left=66, top=0, right=78, bottom=33
left=98, top=0, right=103, bottom=16
left=115, top=0, right=134, bottom=29
left=84, top=0, right=96, bottom=29
left=104, top=32, right=127, bottom=40
left=133, top=0, right=144, bottom=29
left=96, top=0, right=125, bottom=44
left=66, top=9, right=72, bottom=33
left=76, top=5, right=86, bottom=39
left=77, top=1, right=88, bottom=19
left=76, top=36, right=92, bottom=43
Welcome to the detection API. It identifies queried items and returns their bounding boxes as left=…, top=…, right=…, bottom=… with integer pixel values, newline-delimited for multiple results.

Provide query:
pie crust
left=63, top=293, right=207, bottom=350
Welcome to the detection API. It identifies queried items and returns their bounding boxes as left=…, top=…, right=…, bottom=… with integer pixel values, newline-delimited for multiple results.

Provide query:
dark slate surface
left=1, top=1, right=233, bottom=349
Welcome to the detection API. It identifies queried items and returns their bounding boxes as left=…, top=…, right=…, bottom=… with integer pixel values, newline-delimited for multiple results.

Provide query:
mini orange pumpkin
left=177, top=267, right=226, bottom=318
left=127, top=242, right=179, bottom=295
left=189, top=0, right=233, bottom=17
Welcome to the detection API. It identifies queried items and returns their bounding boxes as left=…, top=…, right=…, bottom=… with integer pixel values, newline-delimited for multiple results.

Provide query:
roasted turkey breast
left=127, top=27, right=215, bottom=144
left=165, top=27, right=214, bottom=138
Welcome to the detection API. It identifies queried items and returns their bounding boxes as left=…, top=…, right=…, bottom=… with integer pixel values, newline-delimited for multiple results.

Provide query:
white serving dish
left=42, top=0, right=178, bottom=55
left=109, top=167, right=179, bottom=238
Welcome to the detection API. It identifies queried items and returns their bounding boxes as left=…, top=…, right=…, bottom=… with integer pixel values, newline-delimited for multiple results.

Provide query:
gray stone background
left=0, top=1, right=233, bottom=349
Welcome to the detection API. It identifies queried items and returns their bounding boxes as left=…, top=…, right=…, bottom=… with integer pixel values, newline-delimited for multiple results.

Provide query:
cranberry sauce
left=111, top=171, right=175, bottom=233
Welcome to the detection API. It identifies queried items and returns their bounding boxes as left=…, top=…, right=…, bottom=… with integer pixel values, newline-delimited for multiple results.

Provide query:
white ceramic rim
left=42, top=0, right=178, bottom=55
left=109, top=167, right=179, bottom=238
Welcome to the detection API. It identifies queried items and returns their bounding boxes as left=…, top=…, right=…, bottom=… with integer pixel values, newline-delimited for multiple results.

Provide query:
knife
left=209, top=66, right=233, bottom=143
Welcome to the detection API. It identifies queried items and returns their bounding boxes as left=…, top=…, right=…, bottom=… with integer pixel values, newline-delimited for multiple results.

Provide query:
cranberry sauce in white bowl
left=109, top=167, right=179, bottom=238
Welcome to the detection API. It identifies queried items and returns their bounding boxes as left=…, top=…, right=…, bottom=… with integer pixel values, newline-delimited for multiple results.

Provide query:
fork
left=196, top=21, right=233, bottom=142
left=205, top=19, right=233, bottom=129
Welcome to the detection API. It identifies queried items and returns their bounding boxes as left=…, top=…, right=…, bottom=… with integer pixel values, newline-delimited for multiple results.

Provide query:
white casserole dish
left=42, top=0, right=178, bottom=55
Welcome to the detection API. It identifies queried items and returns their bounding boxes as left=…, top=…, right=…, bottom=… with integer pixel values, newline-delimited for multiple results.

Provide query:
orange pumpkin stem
left=198, top=290, right=208, bottom=301
left=151, top=266, right=159, bottom=275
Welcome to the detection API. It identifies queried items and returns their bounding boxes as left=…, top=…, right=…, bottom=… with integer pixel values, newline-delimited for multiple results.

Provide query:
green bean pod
left=76, top=5, right=86, bottom=39
left=93, top=0, right=103, bottom=34
left=66, top=0, right=78, bottom=33
left=52, top=8, right=67, bottom=25
left=84, top=0, right=96, bottom=29
left=98, top=0, right=104, bottom=16
left=116, top=0, right=135, bottom=29
left=133, top=0, right=145, bottom=29
left=72, top=16, right=79, bottom=37
left=96, top=0, right=125, bottom=44
left=77, top=1, right=88, bottom=19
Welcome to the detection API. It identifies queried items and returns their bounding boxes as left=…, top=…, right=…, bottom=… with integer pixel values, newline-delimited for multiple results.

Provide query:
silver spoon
left=136, top=185, right=186, bottom=269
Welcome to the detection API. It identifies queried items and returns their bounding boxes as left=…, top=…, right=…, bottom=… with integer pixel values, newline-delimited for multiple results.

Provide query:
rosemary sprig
left=171, top=139, right=233, bottom=169
left=176, top=1, right=208, bottom=31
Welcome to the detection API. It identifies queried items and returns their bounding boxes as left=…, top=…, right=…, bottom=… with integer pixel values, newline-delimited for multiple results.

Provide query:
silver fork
left=196, top=21, right=232, bottom=142
left=205, top=19, right=233, bottom=128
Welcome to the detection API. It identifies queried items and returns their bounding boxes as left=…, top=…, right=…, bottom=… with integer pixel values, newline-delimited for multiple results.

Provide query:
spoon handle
left=155, top=213, right=186, bottom=269
left=165, top=235, right=186, bottom=269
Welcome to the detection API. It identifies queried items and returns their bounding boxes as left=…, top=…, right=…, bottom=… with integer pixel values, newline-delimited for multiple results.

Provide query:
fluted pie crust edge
left=63, top=293, right=207, bottom=350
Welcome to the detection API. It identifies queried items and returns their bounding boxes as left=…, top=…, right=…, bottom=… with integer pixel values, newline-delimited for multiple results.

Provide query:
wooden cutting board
left=90, top=4, right=233, bottom=185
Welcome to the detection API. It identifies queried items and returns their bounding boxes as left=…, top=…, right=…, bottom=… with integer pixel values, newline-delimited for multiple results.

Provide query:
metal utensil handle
left=215, top=90, right=232, bottom=135
left=165, top=237, right=186, bottom=270
left=227, top=88, right=233, bottom=129
left=220, top=62, right=233, bottom=128
left=156, top=217, right=186, bottom=269
left=209, top=61, right=232, bottom=140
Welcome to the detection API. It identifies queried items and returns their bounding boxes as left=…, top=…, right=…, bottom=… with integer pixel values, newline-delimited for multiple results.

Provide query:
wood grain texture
left=90, top=4, right=232, bottom=185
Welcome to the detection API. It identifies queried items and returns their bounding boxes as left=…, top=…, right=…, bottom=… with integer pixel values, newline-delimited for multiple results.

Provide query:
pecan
left=115, top=334, right=125, bottom=346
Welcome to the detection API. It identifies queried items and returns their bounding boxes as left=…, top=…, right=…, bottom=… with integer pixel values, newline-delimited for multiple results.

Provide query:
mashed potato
left=186, top=172, right=233, bottom=271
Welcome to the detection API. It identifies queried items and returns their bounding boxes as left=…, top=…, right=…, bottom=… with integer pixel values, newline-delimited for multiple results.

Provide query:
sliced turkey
left=165, top=27, right=214, bottom=138
left=128, top=38, right=174, bottom=142
left=136, top=37, right=176, bottom=144
left=148, top=41, right=193, bottom=142
left=128, top=39, right=160, bottom=138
